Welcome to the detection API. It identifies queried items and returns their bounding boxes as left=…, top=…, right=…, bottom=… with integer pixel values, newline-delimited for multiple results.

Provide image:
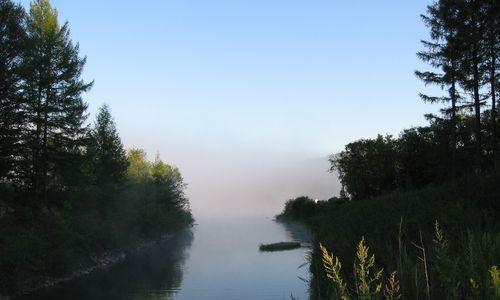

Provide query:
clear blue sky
left=19, top=0, right=438, bottom=216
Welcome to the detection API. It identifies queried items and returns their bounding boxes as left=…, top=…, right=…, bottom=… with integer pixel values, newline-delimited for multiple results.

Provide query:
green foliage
left=127, top=148, right=152, bottom=183
left=431, top=222, right=460, bottom=299
left=277, top=196, right=317, bottom=220
left=87, top=104, right=129, bottom=187
left=330, top=135, right=397, bottom=200
left=330, top=113, right=496, bottom=200
left=0, top=0, right=26, bottom=182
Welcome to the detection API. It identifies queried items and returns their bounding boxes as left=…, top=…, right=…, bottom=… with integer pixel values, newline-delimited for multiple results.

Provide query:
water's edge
left=2, top=228, right=192, bottom=300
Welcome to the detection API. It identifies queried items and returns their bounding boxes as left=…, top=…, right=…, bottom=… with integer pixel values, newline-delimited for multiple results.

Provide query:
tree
left=0, top=0, right=26, bottom=184
left=482, top=0, right=500, bottom=168
left=151, top=153, right=186, bottom=208
left=416, top=0, right=466, bottom=178
left=330, top=135, right=398, bottom=200
left=88, top=104, right=128, bottom=187
left=126, top=148, right=151, bottom=183
left=459, top=0, right=487, bottom=172
left=22, top=0, right=92, bottom=203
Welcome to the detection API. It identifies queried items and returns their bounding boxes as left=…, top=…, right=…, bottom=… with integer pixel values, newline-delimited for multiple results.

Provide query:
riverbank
left=1, top=228, right=193, bottom=300
left=277, top=174, right=500, bottom=299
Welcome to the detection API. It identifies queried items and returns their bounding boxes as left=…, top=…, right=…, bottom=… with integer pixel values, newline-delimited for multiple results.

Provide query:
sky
left=19, top=0, right=438, bottom=217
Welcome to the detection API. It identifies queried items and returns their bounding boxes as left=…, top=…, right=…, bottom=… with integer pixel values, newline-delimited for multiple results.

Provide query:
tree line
left=0, top=0, right=192, bottom=295
left=331, top=0, right=499, bottom=200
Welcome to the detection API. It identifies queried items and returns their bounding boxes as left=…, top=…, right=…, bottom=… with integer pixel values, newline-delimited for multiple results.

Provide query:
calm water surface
left=24, top=217, right=311, bottom=300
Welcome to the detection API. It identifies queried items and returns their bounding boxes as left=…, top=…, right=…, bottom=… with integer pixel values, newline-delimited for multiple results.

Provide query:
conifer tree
left=416, top=0, right=464, bottom=178
left=0, top=0, right=26, bottom=183
left=88, top=104, right=128, bottom=187
left=22, top=0, right=92, bottom=202
left=459, top=0, right=487, bottom=171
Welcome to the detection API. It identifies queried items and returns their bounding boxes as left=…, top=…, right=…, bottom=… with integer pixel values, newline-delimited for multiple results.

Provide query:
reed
left=318, top=223, right=499, bottom=299
left=353, top=237, right=383, bottom=299
left=319, top=243, right=349, bottom=300
left=490, top=266, right=500, bottom=299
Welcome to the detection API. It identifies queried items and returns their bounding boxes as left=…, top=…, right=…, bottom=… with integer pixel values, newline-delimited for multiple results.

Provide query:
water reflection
left=278, top=219, right=313, bottom=245
left=22, top=229, right=194, bottom=300
left=24, top=217, right=310, bottom=300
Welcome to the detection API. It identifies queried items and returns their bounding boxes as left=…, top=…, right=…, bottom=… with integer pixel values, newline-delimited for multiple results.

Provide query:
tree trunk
left=34, top=79, right=42, bottom=197
left=450, top=78, right=457, bottom=179
left=490, top=33, right=497, bottom=169
left=472, top=44, right=482, bottom=173
left=42, top=88, right=48, bottom=204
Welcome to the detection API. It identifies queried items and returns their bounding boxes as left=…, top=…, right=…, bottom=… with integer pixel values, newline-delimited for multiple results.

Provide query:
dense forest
left=0, top=0, right=192, bottom=296
left=280, top=0, right=500, bottom=299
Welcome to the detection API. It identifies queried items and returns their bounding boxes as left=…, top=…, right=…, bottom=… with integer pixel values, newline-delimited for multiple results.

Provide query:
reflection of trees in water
left=277, top=219, right=312, bottom=244
left=23, top=229, right=194, bottom=300
left=118, top=228, right=194, bottom=300
left=275, top=219, right=313, bottom=299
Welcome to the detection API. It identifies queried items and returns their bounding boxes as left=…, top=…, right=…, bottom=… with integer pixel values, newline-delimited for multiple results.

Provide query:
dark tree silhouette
left=22, top=0, right=92, bottom=203
left=0, top=0, right=26, bottom=183
left=87, top=104, right=129, bottom=210
left=482, top=0, right=500, bottom=167
left=88, top=104, right=128, bottom=186
left=416, top=0, right=465, bottom=178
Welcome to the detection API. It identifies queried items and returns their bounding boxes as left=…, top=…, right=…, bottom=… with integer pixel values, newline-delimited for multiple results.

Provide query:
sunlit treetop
left=28, top=0, right=59, bottom=36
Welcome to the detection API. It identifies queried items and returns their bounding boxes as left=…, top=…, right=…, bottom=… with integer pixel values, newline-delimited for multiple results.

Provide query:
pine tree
left=88, top=104, right=128, bottom=187
left=0, top=0, right=26, bottom=183
left=22, top=0, right=92, bottom=203
left=416, top=0, right=465, bottom=178
left=459, top=0, right=487, bottom=172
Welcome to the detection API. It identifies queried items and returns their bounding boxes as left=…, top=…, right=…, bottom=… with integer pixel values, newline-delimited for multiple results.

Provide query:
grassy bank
left=278, top=174, right=500, bottom=299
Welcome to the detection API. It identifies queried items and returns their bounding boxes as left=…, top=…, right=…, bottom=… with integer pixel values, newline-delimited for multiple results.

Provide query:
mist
left=153, top=146, right=341, bottom=218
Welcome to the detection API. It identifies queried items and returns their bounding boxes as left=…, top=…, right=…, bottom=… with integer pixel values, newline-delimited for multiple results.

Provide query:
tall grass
left=318, top=222, right=499, bottom=299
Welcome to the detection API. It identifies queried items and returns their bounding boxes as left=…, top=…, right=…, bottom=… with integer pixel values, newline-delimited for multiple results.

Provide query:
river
left=22, top=217, right=311, bottom=300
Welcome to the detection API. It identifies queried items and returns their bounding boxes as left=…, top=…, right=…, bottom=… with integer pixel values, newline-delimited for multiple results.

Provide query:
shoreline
left=2, top=228, right=191, bottom=300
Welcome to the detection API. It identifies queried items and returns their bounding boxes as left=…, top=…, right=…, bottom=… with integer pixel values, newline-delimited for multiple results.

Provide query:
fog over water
left=125, top=140, right=341, bottom=217
left=181, top=154, right=340, bottom=217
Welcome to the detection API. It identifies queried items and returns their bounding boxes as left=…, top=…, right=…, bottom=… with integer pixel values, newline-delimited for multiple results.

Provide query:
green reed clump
left=353, top=237, right=383, bottom=299
left=320, top=237, right=397, bottom=300
left=490, top=266, right=500, bottom=299
left=319, top=222, right=500, bottom=300
left=320, top=243, right=349, bottom=300
left=431, top=222, right=460, bottom=299
left=319, top=222, right=499, bottom=299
